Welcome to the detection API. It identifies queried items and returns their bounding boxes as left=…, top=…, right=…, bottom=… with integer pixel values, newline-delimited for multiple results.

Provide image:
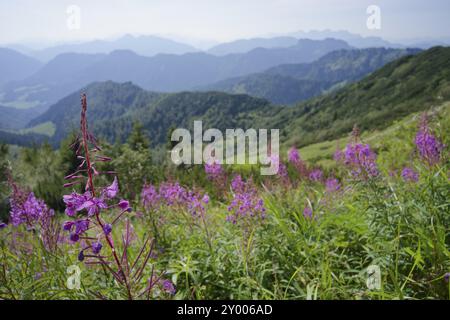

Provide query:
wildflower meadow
left=0, top=95, right=448, bottom=300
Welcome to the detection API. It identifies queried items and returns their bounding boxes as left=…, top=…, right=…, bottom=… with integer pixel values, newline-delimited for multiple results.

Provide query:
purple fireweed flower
left=303, top=207, right=313, bottom=219
left=186, top=192, right=209, bottom=217
left=65, top=219, right=89, bottom=242
left=63, top=221, right=74, bottom=231
left=162, top=279, right=176, bottom=295
left=103, top=177, right=119, bottom=199
left=231, top=175, right=246, bottom=194
left=278, top=162, right=288, bottom=179
left=78, top=197, right=108, bottom=216
left=288, top=147, right=301, bottom=164
left=226, top=181, right=266, bottom=224
left=401, top=167, right=419, bottom=183
left=74, top=219, right=89, bottom=235
left=92, top=241, right=103, bottom=254
left=118, top=199, right=131, bottom=211
left=141, top=184, right=161, bottom=210
left=159, top=182, right=188, bottom=206
left=415, top=114, right=443, bottom=166
left=334, top=149, right=344, bottom=162
left=205, top=160, right=223, bottom=180
left=70, top=233, right=80, bottom=242
left=228, top=176, right=263, bottom=222
left=103, top=223, right=112, bottom=235
left=309, top=169, right=323, bottom=182
left=78, top=250, right=85, bottom=262
left=10, top=192, right=54, bottom=227
left=63, top=192, right=90, bottom=216
left=343, top=143, right=378, bottom=178
left=325, top=178, right=341, bottom=193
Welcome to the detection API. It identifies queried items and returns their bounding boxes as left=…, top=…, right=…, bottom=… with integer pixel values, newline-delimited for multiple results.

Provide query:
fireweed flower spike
left=401, top=167, right=419, bottom=183
left=162, top=279, right=176, bottom=295
left=309, top=169, right=323, bottom=182
left=303, top=207, right=313, bottom=219
left=62, top=93, right=152, bottom=300
left=343, top=143, right=379, bottom=178
left=288, top=147, right=307, bottom=177
left=288, top=147, right=300, bottom=164
left=338, top=127, right=379, bottom=179
left=7, top=172, right=60, bottom=251
left=325, top=178, right=341, bottom=193
left=204, top=159, right=223, bottom=180
left=415, top=113, right=444, bottom=166
left=141, top=184, right=161, bottom=210
left=227, top=177, right=266, bottom=225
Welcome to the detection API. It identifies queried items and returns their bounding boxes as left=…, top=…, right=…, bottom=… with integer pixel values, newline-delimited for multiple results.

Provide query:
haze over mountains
left=0, top=30, right=448, bottom=149
left=202, top=48, right=420, bottom=104
left=0, top=38, right=351, bottom=110
left=0, top=48, right=42, bottom=86
left=28, top=34, right=199, bottom=62
left=6, top=46, right=447, bottom=150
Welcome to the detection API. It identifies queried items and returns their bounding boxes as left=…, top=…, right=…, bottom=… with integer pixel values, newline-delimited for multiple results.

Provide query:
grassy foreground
left=0, top=105, right=449, bottom=300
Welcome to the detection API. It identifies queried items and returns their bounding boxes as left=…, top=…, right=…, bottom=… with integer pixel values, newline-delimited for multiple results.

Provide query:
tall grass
left=0, top=100, right=448, bottom=300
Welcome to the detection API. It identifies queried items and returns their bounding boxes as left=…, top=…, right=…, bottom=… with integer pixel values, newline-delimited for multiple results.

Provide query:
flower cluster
left=334, top=148, right=344, bottom=162
left=62, top=94, right=132, bottom=262
left=10, top=192, right=55, bottom=228
left=7, top=173, right=60, bottom=251
left=204, top=160, right=223, bottom=180
left=342, top=143, right=379, bottom=178
left=141, top=182, right=209, bottom=217
left=303, top=206, right=313, bottom=219
left=309, top=169, right=323, bottom=182
left=227, top=177, right=266, bottom=224
left=63, top=177, right=130, bottom=248
left=7, top=171, right=54, bottom=229
left=62, top=219, right=90, bottom=242
left=415, top=114, right=443, bottom=166
left=159, top=182, right=189, bottom=206
left=287, top=147, right=300, bottom=164
left=161, top=279, right=176, bottom=295
left=141, top=184, right=161, bottom=210
left=325, top=178, right=341, bottom=193
left=186, top=193, right=209, bottom=217
left=230, top=175, right=247, bottom=194
left=401, top=167, right=419, bottom=183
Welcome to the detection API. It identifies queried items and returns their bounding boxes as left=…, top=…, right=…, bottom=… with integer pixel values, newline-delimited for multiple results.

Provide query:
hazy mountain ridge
left=208, top=37, right=299, bottom=55
left=203, top=48, right=421, bottom=104
left=25, top=47, right=450, bottom=149
left=0, top=105, right=44, bottom=130
left=0, top=48, right=43, bottom=86
left=29, top=34, right=199, bottom=62
left=0, top=38, right=351, bottom=110
left=272, top=46, right=450, bottom=146
left=207, top=30, right=405, bottom=56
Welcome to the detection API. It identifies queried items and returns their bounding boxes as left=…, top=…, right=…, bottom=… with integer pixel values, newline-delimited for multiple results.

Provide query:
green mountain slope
left=203, top=48, right=420, bottom=104
left=272, top=46, right=450, bottom=147
left=28, top=81, right=274, bottom=146
left=19, top=47, right=450, bottom=150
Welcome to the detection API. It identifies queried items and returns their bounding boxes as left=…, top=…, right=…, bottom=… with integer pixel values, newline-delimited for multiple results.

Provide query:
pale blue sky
left=0, top=0, right=449, bottom=47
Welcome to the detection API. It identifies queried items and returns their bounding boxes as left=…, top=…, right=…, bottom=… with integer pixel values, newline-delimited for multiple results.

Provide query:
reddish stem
left=80, top=94, right=133, bottom=300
